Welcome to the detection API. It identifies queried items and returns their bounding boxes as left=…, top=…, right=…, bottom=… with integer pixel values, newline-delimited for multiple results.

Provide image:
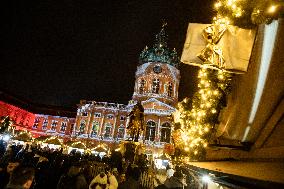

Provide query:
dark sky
left=1, top=0, right=214, bottom=109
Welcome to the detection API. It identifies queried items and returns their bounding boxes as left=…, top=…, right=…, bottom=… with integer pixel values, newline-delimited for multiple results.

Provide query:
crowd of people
left=0, top=140, right=197, bottom=189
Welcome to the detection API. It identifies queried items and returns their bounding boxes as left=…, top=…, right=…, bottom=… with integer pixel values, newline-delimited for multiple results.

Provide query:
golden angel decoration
left=127, top=101, right=145, bottom=142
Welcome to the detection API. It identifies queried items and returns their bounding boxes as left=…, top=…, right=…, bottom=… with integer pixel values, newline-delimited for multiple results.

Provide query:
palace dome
left=139, top=26, right=180, bottom=69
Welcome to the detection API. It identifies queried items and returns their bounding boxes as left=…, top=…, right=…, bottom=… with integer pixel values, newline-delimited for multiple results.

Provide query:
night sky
left=1, top=0, right=214, bottom=109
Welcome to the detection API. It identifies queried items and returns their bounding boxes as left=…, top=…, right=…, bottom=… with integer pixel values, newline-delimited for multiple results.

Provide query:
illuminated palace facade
left=0, top=99, right=76, bottom=138
left=0, top=27, right=180, bottom=144
left=73, top=27, right=180, bottom=144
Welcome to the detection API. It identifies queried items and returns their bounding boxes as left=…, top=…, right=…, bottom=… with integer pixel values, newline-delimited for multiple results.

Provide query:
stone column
left=99, top=112, right=105, bottom=136
left=46, top=117, right=52, bottom=131
left=157, top=116, right=161, bottom=143
left=125, top=117, right=130, bottom=140
left=87, top=111, right=95, bottom=136
left=84, top=111, right=91, bottom=135
left=112, top=112, right=118, bottom=139
left=75, top=114, right=82, bottom=132
left=37, top=117, right=43, bottom=131
left=56, top=119, right=62, bottom=133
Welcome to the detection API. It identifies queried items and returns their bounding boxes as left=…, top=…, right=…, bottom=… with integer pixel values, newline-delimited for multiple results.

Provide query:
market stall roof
left=92, top=145, right=108, bottom=152
left=12, top=131, right=33, bottom=142
left=35, top=135, right=49, bottom=141
left=43, top=137, right=62, bottom=145
left=71, top=142, right=86, bottom=149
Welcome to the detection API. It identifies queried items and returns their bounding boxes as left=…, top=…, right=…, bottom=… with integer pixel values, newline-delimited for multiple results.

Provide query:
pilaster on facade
left=46, top=117, right=52, bottom=131
left=99, top=111, right=106, bottom=136
left=112, top=112, right=118, bottom=139
left=75, top=114, right=82, bottom=132
left=87, top=111, right=95, bottom=136
left=56, top=119, right=62, bottom=133
left=157, top=117, right=161, bottom=143
left=37, top=118, right=43, bottom=131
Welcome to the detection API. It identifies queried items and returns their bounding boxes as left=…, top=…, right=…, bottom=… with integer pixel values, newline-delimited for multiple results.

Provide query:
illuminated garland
left=174, top=69, right=231, bottom=159
left=43, top=136, right=63, bottom=145
left=93, top=143, right=108, bottom=152
left=70, top=141, right=87, bottom=149
left=13, top=130, right=33, bottom=142
left=0, top=116, right=14, bottom=134
left=213, top=0, right=284, bottom=27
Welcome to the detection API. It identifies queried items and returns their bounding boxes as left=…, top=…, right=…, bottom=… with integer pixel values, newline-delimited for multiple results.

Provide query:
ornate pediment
left=141, top=98, right=175, bottom=115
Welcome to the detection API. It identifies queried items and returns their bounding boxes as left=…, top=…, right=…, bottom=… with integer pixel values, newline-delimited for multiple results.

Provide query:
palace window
left=152, top=79, right=160, bottom=94
left=167, top=82, right=173, bottom=97
left=60, top=122, right=67, bottom=132
left=104, top=123, right=113, bottom=138
left=91, top=121, right=100, bottom=137
left=120, top=116, right=126, bottom=121
left=117, top=124, right=125, bottom=139
left=33, top=118, right=40, bottom=129
left=145, top=121, right=156, bottom=141
left=160, top=122, right=171, bottom=143
left=42, top=119, right=48, bottom=130
left=95, top=113, right=101, bottom=118
left=79, top=120, right=86, bottom=134
left=51, top=120, right=58, bottom=131
left=70, top=124, right=75, bottom=133
left=106, top=114, right=114, bottom=119
left=139, top=79, right=145, bottom=94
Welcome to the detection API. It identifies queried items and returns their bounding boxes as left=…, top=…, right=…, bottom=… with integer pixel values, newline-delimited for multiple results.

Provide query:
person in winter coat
left=118, top=166, right=140, bottom=189
left=106, top=169, right=118, bottom=189
left=0, top=159, right=21, bottom=189
left=155, top=171, right=185, bottom=189
left=5, top=166, right=35, bottom=189
left=57, top=164, right=88, bottom=189
left=166, top=164, right=174, bottom=179
left=89, top=172, right=108, bottom=189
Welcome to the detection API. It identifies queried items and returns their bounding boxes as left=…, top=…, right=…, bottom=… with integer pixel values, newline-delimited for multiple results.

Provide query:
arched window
left=79, top=120, right=86, bottom=135
left=167, top=82, right=173, bottom=97
left=152, top=79, right=160, bottom=94
left=117, top=124, right=125, bottom=139
left=51, top=120, right=58, bottom=131
left=139, top=79, right=145, bottom=94
left=146, top=121, right=156, bottom=141
left=60, top=122, right=67, bottom=132
left=160, top=122, right=171, bottom=143
left=91, top=121, right=100, bottom=137
left=42, top=119, right=48, bottom=130
left=33, top=118, right=40, bottom=129
left=104, top=123, right=113, bottom=138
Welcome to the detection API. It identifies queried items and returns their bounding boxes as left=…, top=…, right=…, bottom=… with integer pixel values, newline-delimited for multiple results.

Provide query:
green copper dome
left=139, top=26, right=180, bottom=68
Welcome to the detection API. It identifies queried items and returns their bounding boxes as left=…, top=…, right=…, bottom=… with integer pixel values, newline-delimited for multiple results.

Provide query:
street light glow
left=268, top=5, right=277, bottom=13
left=202, top=175, right=211, bottom=183
left=3, top=135, right=10, bottom=141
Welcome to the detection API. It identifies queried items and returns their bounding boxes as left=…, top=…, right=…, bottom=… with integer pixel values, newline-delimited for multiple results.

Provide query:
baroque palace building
left=0, top=27, right=180, bottom=145
left=73, top=27, right=180, bottom=144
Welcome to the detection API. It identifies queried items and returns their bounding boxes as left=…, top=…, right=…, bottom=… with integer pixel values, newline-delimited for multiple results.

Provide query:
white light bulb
left=202, top=175, right=211, bottom=183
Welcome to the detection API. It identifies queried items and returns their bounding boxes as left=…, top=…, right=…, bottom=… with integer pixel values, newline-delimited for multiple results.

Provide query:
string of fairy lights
left=174, top=68, right=231, bottom=159
left=213, top=0, right=283, bottom=27
left=173, top=0, right=283, bottom=160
